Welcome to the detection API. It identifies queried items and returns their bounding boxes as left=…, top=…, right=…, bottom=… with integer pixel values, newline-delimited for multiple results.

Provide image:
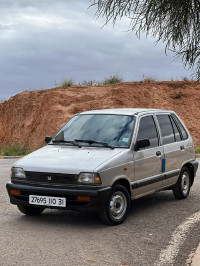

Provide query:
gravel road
left=1, top=159, right=200, bottom=266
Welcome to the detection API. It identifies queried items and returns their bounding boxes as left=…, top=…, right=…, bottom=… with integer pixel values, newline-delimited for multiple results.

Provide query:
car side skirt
left=131, top=169, right=180, bottom=189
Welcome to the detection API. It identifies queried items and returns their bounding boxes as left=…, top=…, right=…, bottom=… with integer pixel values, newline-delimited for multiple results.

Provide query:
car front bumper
left=6, top=182, right=111, bottom=213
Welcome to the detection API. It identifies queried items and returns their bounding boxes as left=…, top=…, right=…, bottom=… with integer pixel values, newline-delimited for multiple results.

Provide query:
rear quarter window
left=171, top=114, right=188, bottom=140
left=169, top=115, right=182, bottom=142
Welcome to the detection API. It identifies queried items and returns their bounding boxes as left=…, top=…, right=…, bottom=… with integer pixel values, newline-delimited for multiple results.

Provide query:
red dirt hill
left=0, top=81, right=199, bottom=149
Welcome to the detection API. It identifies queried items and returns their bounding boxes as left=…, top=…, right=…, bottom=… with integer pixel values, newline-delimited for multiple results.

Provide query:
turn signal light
left=95, top=176, right=101, bottom=183
left=10, top=190, right=21, bottom=195
left=77, top=196, right=90, bottom=202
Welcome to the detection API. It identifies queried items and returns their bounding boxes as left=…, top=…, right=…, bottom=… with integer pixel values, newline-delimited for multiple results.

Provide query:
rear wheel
left=99, top=184, right=130, bottom=225
left=172, top=167, right=191, bottom=199
left=17, top=204, right=45, bottom=215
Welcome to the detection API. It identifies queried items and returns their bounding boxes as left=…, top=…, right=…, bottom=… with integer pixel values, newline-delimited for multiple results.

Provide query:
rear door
left=156, top=114, right=187, bottom=187
left=133, top=115, right=164, bottom=198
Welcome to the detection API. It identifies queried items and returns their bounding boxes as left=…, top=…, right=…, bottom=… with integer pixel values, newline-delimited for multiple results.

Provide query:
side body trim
left=131, top=169, right=180, bottom=189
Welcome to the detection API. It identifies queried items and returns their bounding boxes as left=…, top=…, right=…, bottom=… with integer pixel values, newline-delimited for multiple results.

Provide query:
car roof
left=79, top=108, right=173, bottom=116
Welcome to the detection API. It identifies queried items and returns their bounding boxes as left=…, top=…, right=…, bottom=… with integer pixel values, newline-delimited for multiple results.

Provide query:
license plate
left=29, top=195, right=66, bottom=207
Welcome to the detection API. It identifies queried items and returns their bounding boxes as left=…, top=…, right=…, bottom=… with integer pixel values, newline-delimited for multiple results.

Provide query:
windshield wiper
left=75, top=139, right=114, bottom=149
left=52, top=139, right=81, bottom=148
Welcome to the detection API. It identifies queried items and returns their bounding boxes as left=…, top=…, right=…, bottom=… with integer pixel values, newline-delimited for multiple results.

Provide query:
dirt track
left=0, top=81, right=199, bottom=148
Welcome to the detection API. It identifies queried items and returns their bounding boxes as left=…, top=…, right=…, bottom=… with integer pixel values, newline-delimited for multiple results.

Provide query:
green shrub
left=102, top=74, right=123, bottom=85
left=196, top=147, right=200, bottom=154
left=55, top=79, right=75, bottom=88
left=0, top=144, right=31, bottom=156
left=60, top=79, right=74, bottom=88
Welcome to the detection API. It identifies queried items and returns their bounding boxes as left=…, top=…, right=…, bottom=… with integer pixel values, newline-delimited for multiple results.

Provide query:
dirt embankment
left=0, top=81, right=199, bottom=149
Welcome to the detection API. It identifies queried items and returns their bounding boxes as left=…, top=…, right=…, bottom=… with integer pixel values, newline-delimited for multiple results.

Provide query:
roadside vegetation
left=102, top=74, right=123, bottom=85
left=55, top=78, right=74, bottom=88
left=55, top=74, right=124, bottom=88
left=54, top=74, right=194, bottom=89
left=0, top=144, right=31, bottom=156
left=196, top=148, right=200, bottom=154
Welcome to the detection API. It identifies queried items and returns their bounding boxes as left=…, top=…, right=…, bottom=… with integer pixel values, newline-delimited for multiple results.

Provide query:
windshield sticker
left=122, top=138, right=129, bottom=143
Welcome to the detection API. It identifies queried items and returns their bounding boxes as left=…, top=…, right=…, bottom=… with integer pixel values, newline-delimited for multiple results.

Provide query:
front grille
left=24, top=171, right=78, bottom=185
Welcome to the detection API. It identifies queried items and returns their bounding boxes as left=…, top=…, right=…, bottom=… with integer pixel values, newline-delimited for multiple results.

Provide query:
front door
left=133, top=115, right=164, bottom=198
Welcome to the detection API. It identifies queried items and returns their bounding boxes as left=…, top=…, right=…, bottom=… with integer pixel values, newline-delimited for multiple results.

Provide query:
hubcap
left=109, top=191, right=127, bottom=220
left=181, top=172, right=190, bottom=196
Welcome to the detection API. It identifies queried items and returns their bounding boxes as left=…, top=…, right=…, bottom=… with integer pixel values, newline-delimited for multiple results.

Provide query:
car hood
left=14, top=145, right=123, bottom=174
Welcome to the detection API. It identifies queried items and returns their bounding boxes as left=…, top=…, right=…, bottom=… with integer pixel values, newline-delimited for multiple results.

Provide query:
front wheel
left=99, top=185, right=130, bottom=225
left=17, top=204, right=45, bottom=215
left=172, top=167, right=191, bottom=199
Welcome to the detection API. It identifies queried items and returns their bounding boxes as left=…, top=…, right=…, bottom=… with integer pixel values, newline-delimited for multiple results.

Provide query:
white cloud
left=0, top=0, right=193, bottom=99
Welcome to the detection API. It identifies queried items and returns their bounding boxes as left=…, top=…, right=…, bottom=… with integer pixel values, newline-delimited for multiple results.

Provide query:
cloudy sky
left=0, top=0, right=193, bottom=99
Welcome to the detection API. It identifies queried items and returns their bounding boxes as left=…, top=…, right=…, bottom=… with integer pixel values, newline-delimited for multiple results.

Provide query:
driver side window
left=137, top=116, right=159, bottom=149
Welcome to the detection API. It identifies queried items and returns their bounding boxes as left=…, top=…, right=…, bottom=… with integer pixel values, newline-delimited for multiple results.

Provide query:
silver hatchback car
left=7, top=108, right=198, bottom=225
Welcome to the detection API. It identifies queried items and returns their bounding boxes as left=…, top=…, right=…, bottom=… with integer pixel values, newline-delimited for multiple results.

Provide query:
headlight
left=11, top=167, right=26, bottom=179
left=78, top=173, right=101, bottom=185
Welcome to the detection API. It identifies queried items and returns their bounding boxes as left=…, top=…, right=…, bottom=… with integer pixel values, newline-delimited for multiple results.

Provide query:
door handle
left=156, top=151, right=161, bottom=156
left=180, top=145, right=185, bottom=150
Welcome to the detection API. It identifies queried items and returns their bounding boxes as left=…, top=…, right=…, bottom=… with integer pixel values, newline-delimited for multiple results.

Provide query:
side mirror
left=45, top=136, right=52, bottom=144
left=134, top=139, right=150, bottom=151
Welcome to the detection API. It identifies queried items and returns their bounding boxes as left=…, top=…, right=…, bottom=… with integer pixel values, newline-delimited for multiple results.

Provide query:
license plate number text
left=29, top=195, right=66, bottom=207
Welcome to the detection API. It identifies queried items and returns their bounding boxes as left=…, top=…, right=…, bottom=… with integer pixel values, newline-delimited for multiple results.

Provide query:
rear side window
left=170, top=116, right=182, bottom=142
left=171, top=114, right=188, bottom=140
left=156, top=115, right=175, bottom=145
left=137, top=116, right=159, bottom=149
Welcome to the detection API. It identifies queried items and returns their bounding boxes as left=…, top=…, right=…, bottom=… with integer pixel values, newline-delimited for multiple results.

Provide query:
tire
left=99, top=184, right=130, bottom=225
left=17, top=204, right=45, bottom=216
left=172, top=167, right=191, bottom=199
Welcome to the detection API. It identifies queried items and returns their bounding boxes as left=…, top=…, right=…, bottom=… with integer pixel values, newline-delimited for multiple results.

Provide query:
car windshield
left=52, top=114, right=135, bottom=148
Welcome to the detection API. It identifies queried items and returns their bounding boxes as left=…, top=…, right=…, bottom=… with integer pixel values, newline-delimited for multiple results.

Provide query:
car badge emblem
left=47, top=176, right=52, bottom=181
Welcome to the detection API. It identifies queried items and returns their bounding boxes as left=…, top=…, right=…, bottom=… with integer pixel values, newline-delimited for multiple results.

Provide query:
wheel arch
left=112, top=178, right=131, bottom=197
left=182, top=162, right=195, bottom=186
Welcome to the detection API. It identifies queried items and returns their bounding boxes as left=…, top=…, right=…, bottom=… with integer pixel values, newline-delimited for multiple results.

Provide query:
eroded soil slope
left=0, top=81, right=199, bottom=149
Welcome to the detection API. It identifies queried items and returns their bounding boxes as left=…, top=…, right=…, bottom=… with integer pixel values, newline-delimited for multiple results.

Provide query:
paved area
left=1, top=159, right=200, bottom=266
left=191, top=244, right=200, bottom=265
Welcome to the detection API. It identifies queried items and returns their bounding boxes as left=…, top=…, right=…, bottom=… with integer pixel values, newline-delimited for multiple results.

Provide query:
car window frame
left=134, top=114, right=161, bottom=151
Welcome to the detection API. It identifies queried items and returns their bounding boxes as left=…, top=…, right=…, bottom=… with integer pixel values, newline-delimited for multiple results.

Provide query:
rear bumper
left=6, top=182, right=111, bottom=213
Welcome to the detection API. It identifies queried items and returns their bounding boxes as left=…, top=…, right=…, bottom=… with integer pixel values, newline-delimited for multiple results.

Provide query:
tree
left=90, top=0, right=200, bottom=79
